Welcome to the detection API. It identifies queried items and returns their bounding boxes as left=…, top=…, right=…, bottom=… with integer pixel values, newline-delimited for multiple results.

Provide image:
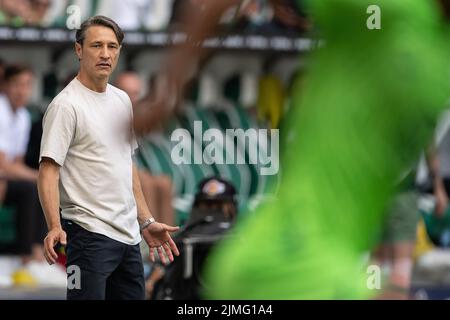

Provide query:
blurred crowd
left=0, top=61, right=66, bottom=289
left=0, top=0, right=310, bottom=34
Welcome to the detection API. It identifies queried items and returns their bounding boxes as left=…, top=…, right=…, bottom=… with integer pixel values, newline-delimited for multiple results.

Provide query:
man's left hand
left=142, top=222, right=180, bottom=264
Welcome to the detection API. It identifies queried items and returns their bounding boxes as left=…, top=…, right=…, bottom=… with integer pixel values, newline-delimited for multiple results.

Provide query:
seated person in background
left=27, top=0, right=51, bottom=26
left=189, top=177, right=238, bottom=224
left=0, top=64, right=50, bottom=279
left=147, top=176, right=238, bottom=300
left=418, top=124, right=450, bottom=248
left=0, top=0, right=28, bottom=26
left=372, top=187, right=420, bottom=300
left=115, top=71, right=175, bottom=226
left=0, top=59, right=4, bottom=201
left=0, top=58, right=5, bottom=93
left=0, top=0, right=51, bottom=26
left=0, top=168, right=5, bottom=204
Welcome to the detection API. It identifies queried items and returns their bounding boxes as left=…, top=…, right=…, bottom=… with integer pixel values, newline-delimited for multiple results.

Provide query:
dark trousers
left=0, top=180, right=46, bottom=255
left=64, top=220, right=145, bottom=300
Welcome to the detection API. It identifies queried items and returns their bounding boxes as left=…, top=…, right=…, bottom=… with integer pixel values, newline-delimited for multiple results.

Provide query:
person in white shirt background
left=0, top=64, right=63, bottom=287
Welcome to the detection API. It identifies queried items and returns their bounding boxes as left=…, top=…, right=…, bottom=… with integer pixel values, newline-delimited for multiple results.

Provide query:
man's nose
left=100, top=45, right=110, bottom=59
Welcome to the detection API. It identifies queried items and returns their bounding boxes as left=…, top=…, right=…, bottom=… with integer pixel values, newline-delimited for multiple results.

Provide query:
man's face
left=5, top=71, right=34, bottom=109
left=76, top=26, right=121, bottom=81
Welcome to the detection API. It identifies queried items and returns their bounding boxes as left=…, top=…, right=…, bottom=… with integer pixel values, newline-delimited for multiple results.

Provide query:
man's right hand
left=44, top=227, right=67, bottom=265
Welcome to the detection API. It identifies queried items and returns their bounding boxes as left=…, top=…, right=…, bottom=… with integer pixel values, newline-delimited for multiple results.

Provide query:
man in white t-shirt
left=38, top=16, right=179, bottom=300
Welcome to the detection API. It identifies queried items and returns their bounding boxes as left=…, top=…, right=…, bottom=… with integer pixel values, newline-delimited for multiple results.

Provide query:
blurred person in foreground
left=38, top=16, right=179, bottom=300
left=135, top=0, right=450, bottom=299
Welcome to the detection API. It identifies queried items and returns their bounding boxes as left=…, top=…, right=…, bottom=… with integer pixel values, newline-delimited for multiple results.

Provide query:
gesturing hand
left=142, top=222, right=180, bottom=264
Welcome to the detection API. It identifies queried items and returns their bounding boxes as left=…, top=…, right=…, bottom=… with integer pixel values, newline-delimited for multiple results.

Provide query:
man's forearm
left=132, top=165, right=153, bottom=225
left=37, top=161, right=62, bottom=230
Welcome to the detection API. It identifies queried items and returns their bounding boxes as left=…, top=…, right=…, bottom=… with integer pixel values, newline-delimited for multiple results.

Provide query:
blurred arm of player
left=132, top=164, right=180, bottom=264
left=133, top=0, right=242, bottom=136
left=37, top=157, right=67, bottom=265
left=133, top=72, right=179, bottom=135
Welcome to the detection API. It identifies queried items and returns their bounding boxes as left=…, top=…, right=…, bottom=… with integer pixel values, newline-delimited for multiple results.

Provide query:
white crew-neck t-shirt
left=39, top=78, right=141, bottom=245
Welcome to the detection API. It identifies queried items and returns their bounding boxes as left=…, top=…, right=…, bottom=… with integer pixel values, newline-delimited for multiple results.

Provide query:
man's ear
left=75, top=42, right=82, bottom=61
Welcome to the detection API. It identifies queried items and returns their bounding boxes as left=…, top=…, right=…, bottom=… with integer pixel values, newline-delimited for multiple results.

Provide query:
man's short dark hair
left=4, top=64, right=33, bottom=82
left=76, top=15, right=124, bottom=45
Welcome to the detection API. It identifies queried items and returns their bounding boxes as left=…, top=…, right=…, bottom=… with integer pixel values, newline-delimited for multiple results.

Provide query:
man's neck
left=77, top=71, right=108, bottom=93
